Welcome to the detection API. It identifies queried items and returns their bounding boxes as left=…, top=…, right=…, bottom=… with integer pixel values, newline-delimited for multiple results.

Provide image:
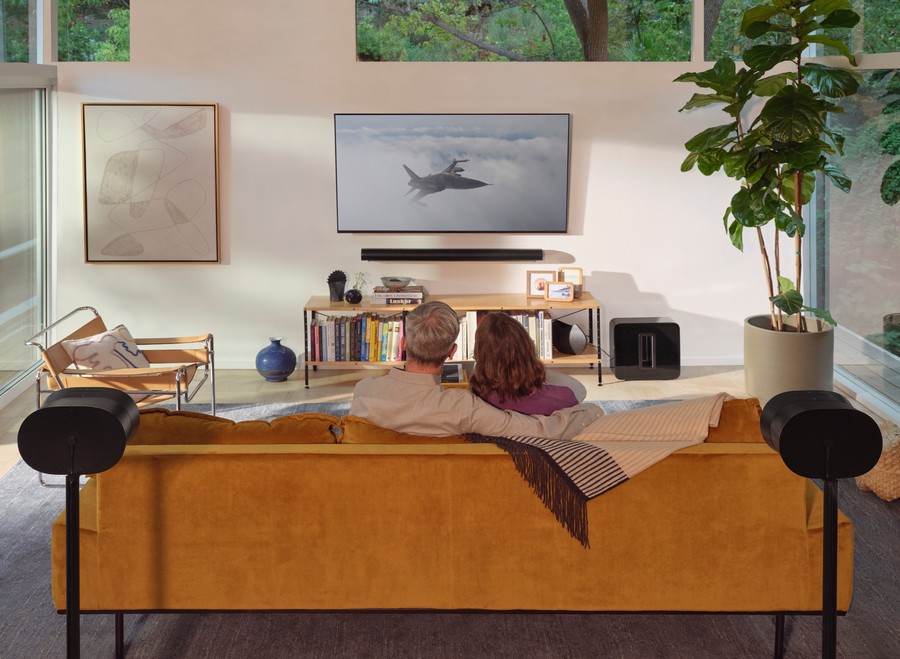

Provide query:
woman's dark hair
left=469, top=312, right=546, bottom=403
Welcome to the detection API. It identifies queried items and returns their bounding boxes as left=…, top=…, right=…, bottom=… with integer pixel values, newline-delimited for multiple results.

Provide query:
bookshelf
left=302, top=292, right=601, bottom=387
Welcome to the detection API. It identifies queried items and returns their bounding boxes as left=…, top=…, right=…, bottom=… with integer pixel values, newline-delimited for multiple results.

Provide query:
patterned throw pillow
left=62, top=324, right=150, bottom=371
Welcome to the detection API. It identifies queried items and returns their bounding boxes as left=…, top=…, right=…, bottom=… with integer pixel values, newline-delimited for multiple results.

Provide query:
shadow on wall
left=584, top=271, right=743, bottom=364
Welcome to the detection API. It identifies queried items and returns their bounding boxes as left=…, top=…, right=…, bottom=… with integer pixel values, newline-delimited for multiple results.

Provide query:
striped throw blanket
left=466, top=393, right=731, bottom=547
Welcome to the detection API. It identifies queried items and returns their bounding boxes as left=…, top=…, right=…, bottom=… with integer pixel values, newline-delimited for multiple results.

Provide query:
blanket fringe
left=466, top=433, right=590, bottom=548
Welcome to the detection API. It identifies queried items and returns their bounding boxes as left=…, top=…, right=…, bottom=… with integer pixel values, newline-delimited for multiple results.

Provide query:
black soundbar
left=361, top=248, right=544, bottom=262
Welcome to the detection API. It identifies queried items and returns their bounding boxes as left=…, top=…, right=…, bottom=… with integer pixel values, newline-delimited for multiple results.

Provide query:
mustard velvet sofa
left=50, top=399, right=853, bottom=652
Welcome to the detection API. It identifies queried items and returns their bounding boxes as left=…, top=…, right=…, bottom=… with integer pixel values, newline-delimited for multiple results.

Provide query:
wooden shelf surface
left=304, top=291, right=597, bottom=313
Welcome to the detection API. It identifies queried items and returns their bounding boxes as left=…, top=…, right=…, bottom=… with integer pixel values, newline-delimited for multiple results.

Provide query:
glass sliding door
left=816, top=68, right=900, bottom=414
left=0, top=84, right=49, bottom=396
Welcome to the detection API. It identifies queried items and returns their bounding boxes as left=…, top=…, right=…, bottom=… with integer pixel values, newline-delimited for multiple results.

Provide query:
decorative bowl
left=381, top=276, right=413, bottom=290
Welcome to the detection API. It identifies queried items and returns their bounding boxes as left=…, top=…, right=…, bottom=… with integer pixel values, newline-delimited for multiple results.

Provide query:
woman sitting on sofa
left=469, top=312, right=581, bottom=415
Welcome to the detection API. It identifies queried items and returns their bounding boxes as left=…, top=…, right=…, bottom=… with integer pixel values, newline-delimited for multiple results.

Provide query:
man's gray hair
left=404, top=301, right=460, bottom=367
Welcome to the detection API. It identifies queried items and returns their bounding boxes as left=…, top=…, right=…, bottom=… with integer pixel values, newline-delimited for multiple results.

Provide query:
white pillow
left=62, top=324, right=150, bottom=371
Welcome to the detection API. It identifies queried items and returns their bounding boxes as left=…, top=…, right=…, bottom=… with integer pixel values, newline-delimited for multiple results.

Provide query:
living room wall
left=51, top=1, right=767, bottom=368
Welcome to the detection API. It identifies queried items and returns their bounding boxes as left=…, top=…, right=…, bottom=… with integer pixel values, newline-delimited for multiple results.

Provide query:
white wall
left=52, top=1, right=767, bottom=368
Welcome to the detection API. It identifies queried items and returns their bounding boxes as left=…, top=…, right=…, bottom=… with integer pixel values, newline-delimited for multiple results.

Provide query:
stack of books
left=370, top=285, right=426, bottom=305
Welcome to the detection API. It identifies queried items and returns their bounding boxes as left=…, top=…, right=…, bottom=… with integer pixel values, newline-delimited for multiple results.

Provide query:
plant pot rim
left=744, top=314, right=833, bottom=333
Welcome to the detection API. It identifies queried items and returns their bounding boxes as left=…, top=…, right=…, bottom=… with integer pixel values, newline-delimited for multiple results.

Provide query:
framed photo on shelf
left=558, top=266, right=583, bottom=299
left=544, top=281, right=575, bottom=302
left=82, top=102, right=220, bottom=263
left=558, top=267, right=583, bottom=285
left=527, top=270, right=555, bottom=298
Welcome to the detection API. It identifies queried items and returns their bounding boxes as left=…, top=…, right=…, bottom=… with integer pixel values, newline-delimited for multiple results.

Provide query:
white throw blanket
left=466, top=393, right=731, bottom=546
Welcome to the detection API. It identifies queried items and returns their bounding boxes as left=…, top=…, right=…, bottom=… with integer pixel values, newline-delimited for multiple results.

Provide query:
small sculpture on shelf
left=327, top=270, right=347, bottom=302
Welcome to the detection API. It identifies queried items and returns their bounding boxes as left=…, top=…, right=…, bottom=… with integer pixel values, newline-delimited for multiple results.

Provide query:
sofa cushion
left=131, top=408, right=339, bottom=445
left=62, top=324, right=150, bottom=370
left=706, top=398, right=763, bottom=443
left=340, top=415, right=467, bottom=444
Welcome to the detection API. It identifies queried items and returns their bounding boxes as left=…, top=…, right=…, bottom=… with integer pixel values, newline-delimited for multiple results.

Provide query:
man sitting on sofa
left=351, top=301, right=604, bottom=438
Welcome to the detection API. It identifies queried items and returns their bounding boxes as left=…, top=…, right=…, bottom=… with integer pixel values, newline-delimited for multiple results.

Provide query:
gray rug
left=2, top=400, right=898, bottom=658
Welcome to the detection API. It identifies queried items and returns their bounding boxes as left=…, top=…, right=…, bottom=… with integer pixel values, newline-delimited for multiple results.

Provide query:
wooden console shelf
left=302, top=292, right=601, bottom=387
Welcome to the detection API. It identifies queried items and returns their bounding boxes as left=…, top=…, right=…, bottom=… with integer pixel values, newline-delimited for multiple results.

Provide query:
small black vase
left=344, top=289, right=363, bottom=304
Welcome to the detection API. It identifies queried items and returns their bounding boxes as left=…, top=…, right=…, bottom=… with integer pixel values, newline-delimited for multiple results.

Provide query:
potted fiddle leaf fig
left=675, top=0, right=861, bottom=402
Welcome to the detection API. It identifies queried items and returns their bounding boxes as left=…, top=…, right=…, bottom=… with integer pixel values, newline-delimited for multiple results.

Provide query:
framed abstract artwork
left=82, top=103, right=220, bottom=263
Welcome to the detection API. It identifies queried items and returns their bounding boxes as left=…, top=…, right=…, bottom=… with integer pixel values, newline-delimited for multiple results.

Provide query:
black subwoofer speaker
left=610, top=317, right=680, bottom=380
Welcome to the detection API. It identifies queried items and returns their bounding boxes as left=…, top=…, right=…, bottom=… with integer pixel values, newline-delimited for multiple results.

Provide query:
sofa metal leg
left=773, top=613, right=785, bottom=659
left=115, top=613, right=124, bottom=659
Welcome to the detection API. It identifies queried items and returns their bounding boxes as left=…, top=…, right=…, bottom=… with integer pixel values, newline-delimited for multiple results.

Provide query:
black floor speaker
left=610, top=317, right=680, bottom=380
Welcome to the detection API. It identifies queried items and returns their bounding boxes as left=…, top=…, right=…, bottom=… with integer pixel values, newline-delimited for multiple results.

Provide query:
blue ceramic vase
left=255, top=337, right=297, bottom=382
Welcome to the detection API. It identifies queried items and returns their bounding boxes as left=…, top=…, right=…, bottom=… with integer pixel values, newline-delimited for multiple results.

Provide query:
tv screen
left=334, top=113, right=570, bottom=233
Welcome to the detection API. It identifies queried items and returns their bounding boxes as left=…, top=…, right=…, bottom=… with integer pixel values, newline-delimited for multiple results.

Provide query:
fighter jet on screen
left=402, top=159, right=490, bottom=205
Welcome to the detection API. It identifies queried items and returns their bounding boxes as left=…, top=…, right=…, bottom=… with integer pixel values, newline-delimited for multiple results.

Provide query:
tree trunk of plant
left=794, top=170, right=805, bottom=331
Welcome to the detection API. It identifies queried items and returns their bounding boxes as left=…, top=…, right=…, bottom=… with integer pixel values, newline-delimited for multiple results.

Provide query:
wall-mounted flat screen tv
left=334, top=113, right=570, bottom=233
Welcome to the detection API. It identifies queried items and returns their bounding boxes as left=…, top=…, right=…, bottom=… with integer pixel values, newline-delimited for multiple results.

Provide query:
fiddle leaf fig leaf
left=680, top=152, right=699, bottom=172
left=823, top=162, right=852, bottom=192
left=680, top=93, right=736, bottom=111
left=754, top=72, right=795, bottom=97
left=801, top=63, right=860, bottom=98
left=685, top=123, right=736, bottom=152
left=727, top=217, right=744, bottom=251
left=740, top=6, right=785, bottom=37
left=697, top=150, right=725, bottom=175
left=759, top=86, right=827, bottom=143
left=806, top=34, right=856, bottom=65
left=819, top=9, right=861, bottom=28
left=674, top=58, right=736, bottom=92
left=744, top=44, right=804, bottom=73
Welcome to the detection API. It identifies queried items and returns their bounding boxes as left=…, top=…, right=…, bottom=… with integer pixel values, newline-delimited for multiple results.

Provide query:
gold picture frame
left=82, top=102, right=220, bottom=263
left=527, top=270, right=555, bottom=298
left=558, top=266, right=583, bottom=299
left=544, top=281, right=575, bottom=302
left=557, top=267, right=583, bottom=285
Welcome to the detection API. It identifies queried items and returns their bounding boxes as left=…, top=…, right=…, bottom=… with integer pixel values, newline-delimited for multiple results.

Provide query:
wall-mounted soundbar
left=361, top=248, right=544, bottom=262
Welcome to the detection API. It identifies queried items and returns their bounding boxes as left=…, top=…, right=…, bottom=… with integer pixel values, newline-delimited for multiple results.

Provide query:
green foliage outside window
left=1, top=0, right=129, bottom=62
left=708, top=0, right=899, bottom=61
left=356, top=0, right=691, bottom=62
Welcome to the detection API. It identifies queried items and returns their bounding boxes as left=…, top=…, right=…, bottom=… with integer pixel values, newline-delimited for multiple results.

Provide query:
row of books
left=309, top=314, right=404, bottom=363
left=456, top=310, right=554, bottom=361
left=309, top=309, right=557, bottom=364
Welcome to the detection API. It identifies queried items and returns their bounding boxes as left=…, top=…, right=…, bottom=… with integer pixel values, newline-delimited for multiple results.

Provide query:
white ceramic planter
left=744, top=314, right=835, bottom=407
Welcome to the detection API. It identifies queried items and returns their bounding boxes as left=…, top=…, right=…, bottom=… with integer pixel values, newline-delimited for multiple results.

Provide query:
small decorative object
left=255, top=337, right=297, bottom=382
left=558, top=266, right=584, bottom=299
left=344, top=271, right=367, bottom=304
left=544, top=281, right=575, bottom=302
left=380, top=276, right=413, bottom=290
left=526, top=270, right=555, bottom=298
left=327, top=270, right=347, bottom=302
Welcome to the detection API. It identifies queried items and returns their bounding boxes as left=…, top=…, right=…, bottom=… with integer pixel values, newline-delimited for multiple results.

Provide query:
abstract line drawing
left=82, top=103, right=220, bottom=263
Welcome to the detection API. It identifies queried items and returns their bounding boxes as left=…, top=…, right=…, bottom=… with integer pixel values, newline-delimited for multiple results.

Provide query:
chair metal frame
left=25, top=306, right=216, bottom=485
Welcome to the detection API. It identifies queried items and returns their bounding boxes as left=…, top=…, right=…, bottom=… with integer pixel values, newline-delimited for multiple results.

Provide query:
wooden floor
left=0, top=365, right=750, bottom=481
